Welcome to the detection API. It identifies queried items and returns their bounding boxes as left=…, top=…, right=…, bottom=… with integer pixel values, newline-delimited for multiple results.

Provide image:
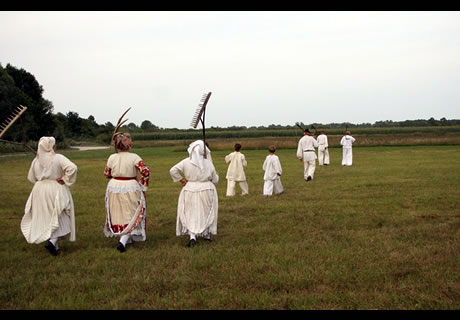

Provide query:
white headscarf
left=187, top=140, right=211, bottom=171
left=36, top=136, right=56, bottom=173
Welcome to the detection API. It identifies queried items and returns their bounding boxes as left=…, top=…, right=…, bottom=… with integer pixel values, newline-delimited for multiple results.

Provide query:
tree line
left=1, top=62, right=459, bottom=148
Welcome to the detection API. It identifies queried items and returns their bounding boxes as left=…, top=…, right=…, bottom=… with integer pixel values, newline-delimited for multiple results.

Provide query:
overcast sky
left=1, top=11, right=459, bottom=129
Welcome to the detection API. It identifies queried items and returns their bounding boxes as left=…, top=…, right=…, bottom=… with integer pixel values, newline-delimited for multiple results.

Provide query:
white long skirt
left=104, top=179, right=146, bottom=242
left=21, top=180, right=75, bottom=244
left=176, top=181, right=218, bottom=237
left=342, top=148, right=353, bottom=166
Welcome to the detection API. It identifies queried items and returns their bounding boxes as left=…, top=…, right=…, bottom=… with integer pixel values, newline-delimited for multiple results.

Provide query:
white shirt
left=225, top=151, right=247, bottom=181
left=317, top=134, right=328, bottom=148
left=263, top=154, right=282, bottom=181
left=170, top=158, right=219, bottom=185
left=340, top=135, right=356, bottom=148
left=28, top=154, right=77, bottom=186
left=296, top=135, right=318, bottom=161
left=106, top=152, right=142, bottom=178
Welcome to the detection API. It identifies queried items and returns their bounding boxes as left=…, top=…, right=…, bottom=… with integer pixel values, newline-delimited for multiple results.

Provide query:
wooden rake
left=0, top=105, right=36, bottom=154
left=190, top=92, right=212, bottom=158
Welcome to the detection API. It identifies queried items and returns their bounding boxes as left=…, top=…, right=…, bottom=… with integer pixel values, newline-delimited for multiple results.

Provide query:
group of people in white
left=20, top=130, right=356, bottom=254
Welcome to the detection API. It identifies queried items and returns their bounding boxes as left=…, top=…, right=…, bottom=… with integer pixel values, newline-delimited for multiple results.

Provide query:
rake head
left=190, top=92, right=212, bottom=128
left=0, top=105, right=28, bottom=138
left=0, top=105, right=36, bottom=155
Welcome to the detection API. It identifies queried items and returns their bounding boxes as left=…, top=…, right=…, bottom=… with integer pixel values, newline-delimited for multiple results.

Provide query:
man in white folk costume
left=224, top=143, right=248, bottom=196
left=340, top=131, right=356, bottom=166
left=262, top=145, right=284, bottom=196
left=104, top=132, right=150, bottom=253
left=169, top=140, right=219, bottom=247
left=21, top=137, right=78, bottom=256
left=296, top=129, right=319, bottom=181
left=316, top=130, right=330, bottom=166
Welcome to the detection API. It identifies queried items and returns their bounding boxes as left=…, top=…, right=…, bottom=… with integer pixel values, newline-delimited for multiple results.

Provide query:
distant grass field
left=2, top=125, right=460, bottom=153
left=0, top=145, right=459, bottom=309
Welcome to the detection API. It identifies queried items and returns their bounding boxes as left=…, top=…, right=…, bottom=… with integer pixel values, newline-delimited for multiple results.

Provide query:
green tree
left=428, top=117, right=438, bottom=126
left=126, top=122, right=138, bottom=131
left=80, top=115, right=99, bottom=138
left=140, top=120, right=158, bottom=130
left=53, top=112, right=67, bottom=142
left=66, top=111, right=82, bottom=138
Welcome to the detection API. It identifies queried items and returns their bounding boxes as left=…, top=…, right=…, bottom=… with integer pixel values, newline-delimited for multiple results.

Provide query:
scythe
left=296, top=122, right=318, bottom=136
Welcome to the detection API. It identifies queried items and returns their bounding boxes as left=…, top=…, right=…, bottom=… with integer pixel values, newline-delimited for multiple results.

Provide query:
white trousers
left=342, top=148, right=353, bottom=166
left=226, top=179, right=248, bottom=196
left=303, top=159, right=316, bottom=180
left=318, top=146, right=330, bottom=165
left=263, top=178, right=284, bottom=196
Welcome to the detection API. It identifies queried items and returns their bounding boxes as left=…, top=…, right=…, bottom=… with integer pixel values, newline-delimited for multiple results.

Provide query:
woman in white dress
left=21, top=136, right=78, bottom=256
left=169, top=140, right=219, bottom=247
left=103, top=132, right=150, bottom=252
left=340, top=131, right=356, bottom=166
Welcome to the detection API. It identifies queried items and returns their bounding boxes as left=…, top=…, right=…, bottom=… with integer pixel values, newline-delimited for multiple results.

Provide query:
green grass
left=0, top=145, right=459, bottom=309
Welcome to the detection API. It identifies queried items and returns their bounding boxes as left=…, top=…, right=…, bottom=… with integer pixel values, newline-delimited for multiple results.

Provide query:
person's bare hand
left=56, top=178, right=65, bottom=185
left=180, top=178, right=188, bottom=186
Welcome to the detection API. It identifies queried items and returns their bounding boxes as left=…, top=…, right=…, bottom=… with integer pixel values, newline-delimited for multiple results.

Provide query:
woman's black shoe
left=187, top=239, right=197, bottom=247
left=44, top=240, right=59, bottom=256
left=117, top=242, right=126, bottom=253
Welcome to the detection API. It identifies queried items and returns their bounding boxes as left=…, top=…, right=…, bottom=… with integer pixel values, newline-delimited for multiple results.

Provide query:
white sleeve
left=275, top=157, right=282, bottom=175
left=296, top=139, right=303, bottom=159
left=225, top=153, right=232, bottom=165
left=59, top=155, right=78, bottom=186
left=210, top=163, right=219, bottom=184
left=169, top=160, right=185, bottom=182
left=27, top=159, right=38, bottom=184
left=242, top=154, right=247, bottom=168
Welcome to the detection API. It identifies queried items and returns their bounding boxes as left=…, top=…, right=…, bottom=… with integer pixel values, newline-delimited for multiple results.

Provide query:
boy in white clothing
left=225, top=143, right=248, bottom=196
left=317, top=130, right=330, bottom=166
left=262, top=145, right=284, bottom=196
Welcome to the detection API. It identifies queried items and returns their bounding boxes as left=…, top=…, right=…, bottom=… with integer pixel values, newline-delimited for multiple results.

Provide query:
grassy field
left=0, top=144, right=459, bottom=309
